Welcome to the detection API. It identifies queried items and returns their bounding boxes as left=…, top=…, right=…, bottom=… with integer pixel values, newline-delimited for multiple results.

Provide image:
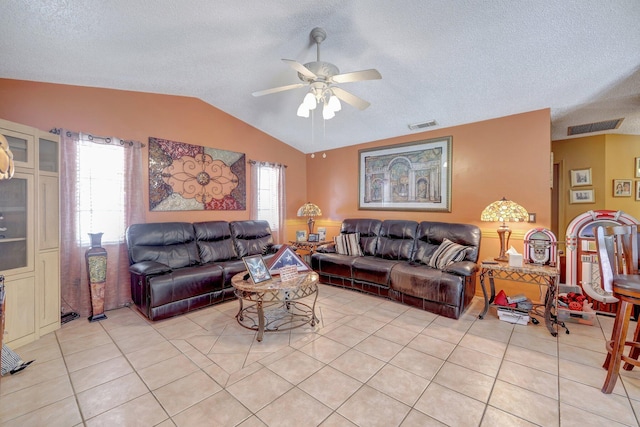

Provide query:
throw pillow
left=334, top=233, right=363, bottom=256
left=428, top=238, right=469, bottom=269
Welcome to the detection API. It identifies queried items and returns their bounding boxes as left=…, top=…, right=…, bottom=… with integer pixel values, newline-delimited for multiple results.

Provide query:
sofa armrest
left=443, top=260, right=478, bottom=276
left=316, top=243, right=336, bottom=253
left=130, top=261, right=172, bottom=276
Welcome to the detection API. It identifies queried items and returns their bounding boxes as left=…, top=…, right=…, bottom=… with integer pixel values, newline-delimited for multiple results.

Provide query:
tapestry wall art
left=149, top=137, right=246, bottom=211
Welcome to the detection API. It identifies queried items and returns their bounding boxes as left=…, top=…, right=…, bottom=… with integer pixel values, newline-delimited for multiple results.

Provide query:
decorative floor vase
left=85, top=232, right=108, bottom=322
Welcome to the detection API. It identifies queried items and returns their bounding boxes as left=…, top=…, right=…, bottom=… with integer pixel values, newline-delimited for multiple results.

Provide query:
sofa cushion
left=334, top=233, right=363, bottom=256
left=376, top=220, right=418, bottom=260
left=352, top=256, right=398, bottom=287
left=148, top=264, right=225, bottom=307
left=413, top=221, right=481, bottom=264
left=427, top=238, right=470, bottom=269
left=341, top=219, right=382, bottom=256
left=390, top=262, right=465, bottom=307
left=194, top=221, right=238, bottom=263
left=230, top=220, right=274, bottom=257
left=126, top=222, right=201, bottom=269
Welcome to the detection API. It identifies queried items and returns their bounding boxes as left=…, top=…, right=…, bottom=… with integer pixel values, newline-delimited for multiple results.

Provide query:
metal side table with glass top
left=478, top=260, right=563, bottom=336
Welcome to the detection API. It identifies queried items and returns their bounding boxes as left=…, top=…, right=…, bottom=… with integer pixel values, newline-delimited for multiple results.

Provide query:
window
left=76, top=138, right=127, bottom=245
left=250, top=161, right=286, bottom=243
left=255, top=166, right=280, bottom=233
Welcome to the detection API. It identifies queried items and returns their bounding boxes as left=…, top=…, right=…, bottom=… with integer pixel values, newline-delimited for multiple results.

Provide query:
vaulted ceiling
left=1, top=1, right=639, bottom=153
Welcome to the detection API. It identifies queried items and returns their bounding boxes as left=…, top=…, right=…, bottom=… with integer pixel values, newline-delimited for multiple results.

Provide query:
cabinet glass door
left=0, top=174, right=32, bottom=272
left=1, top=128, right=34, bottom=169
left=39, top=137, right=58, bottom=173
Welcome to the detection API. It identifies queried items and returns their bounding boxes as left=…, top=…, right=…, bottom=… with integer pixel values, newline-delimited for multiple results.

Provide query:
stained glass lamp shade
left=297, top=202, right=322, bottom=235
left=480, top=197, right=529, bottom=261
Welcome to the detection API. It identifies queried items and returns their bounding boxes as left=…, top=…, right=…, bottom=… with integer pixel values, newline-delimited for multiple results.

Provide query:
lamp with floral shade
left=480, top=197, right=529, bottom=261
left=297, top=202, right=322, bottom=235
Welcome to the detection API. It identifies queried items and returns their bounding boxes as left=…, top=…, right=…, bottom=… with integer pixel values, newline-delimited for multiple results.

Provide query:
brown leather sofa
left=311, top=219, right=481, bottom=319
left=126, top=220, right=279, bottom=321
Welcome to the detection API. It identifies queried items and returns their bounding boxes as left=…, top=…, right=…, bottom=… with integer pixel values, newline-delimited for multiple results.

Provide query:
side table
left=288, top=240, right=330, bottom=263
left=478, top=260, right=562, bottom=336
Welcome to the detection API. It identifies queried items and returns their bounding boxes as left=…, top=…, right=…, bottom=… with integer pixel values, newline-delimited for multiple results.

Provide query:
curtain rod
left=248, top=159, right=287, bottom=168
left=50, top=128, right=145, bottom=148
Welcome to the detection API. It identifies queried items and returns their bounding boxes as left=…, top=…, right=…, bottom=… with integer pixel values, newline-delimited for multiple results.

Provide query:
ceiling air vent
left=567, top=118, right=624, bottom=136
left=408, top=120, right=437, bottom=131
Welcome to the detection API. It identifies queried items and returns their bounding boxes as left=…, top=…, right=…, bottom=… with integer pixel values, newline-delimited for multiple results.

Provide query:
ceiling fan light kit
left=253, top=27, right=381, bottom=120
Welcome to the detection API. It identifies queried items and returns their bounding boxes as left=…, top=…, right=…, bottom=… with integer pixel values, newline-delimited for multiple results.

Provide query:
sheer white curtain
left=250, top=161, right=286, bottom=243
left=56, top=129, right=145, bottom=317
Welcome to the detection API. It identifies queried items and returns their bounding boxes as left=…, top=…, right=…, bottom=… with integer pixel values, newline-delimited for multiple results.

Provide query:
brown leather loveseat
left=126, top=220, right=280, bottom=320
left=311, top=218, right=481, bottom=319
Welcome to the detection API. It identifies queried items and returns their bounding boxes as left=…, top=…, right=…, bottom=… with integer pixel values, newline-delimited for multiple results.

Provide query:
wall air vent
left=408, top=120, right=437, bottom=130
left=567, top=118, right=624, bottom=136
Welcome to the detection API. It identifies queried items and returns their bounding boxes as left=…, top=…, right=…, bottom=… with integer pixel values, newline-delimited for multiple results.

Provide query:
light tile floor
left=2, top=284, right=640, bottom=426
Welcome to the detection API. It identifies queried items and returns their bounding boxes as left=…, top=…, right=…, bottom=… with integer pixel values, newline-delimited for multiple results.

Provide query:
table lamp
left=297, top=202, right=322, bottom=235
left=480, top=197, right=529, bottom=261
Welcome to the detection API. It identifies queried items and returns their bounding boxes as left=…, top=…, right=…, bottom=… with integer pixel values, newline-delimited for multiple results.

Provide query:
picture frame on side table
left=569, top=189, right=595, bottom=204
left=317, top=227, right=327, bottom=241
left=570, top=168, right=592, bottom=187
left=358, top=136, right=452, bottom=212
left=307, top=233, right=319, bottom=242
left=242, top=255, right=271, bottom=284
left=296, top=230, right=307, bottom=242
left=613, top=179, right=632, bottom=197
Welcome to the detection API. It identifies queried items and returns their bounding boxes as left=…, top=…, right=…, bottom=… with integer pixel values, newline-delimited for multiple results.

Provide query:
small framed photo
left=242, top=255, right=271, bottom=284
left=613, top=179, right=632, bottom=197
left=296, top=230, right=307, bottom=242
left=569, top=189, right=595, bottom=204
left=317, top=227, right=327, bottom=241
left=570, top=168, right=592, bottom=187
left=308, top=233, right=319, bottom=242
left=635, top=158, right=640, bottom=178
left=636, top=181, right=640, bottom=201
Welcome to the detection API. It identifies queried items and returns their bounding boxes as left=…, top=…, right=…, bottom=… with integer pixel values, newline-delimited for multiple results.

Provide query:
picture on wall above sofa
left=358, top=136, right=452, bottom=212
left=148, top=136, right=246, bottom=211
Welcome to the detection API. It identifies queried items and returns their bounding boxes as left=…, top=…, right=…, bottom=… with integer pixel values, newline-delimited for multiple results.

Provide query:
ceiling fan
left=252, top=27, right=382, bottom=119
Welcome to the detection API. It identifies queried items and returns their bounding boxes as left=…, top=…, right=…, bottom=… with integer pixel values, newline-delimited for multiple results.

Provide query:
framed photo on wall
left=570, top=168, right=592, bottom=187
left=613, top=179, right=632, bottom=197
left=636, top=181, right=640, bottom=201
left=569, top=189, right=595, bottom=204
left=358, top=136, right=452, bottom=212
left=635, top=158, right=640, bottom=178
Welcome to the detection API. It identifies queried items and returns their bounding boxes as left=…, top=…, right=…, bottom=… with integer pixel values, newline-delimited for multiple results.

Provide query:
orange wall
left=0, top=79, right=307, bottom=230
left=306, top=109, right=552, bottom=256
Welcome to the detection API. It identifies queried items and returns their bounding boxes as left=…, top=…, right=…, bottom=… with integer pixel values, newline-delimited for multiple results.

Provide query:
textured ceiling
left=1, top=1, right=639, bottom=153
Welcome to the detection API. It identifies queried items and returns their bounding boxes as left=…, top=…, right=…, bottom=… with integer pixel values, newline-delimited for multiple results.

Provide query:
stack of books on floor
left=496, top=306, right=530, bottom=325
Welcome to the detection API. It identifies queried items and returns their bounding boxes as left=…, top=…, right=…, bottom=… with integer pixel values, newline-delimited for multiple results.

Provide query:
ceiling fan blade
left=282, top=59, right=317, bottom=80
left=331, top=69, right=382, bottom=84
left=331, top=87, right=371, bottom=110
left=252, top=83, right=305, bottom=97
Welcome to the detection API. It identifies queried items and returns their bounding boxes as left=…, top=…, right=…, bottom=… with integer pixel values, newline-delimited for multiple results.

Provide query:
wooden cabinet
left=0, top=118, right=60, bottom=348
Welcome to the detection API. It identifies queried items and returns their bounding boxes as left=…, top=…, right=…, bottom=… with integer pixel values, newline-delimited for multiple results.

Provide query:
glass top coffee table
left=231, top=271, right=319, bottom=342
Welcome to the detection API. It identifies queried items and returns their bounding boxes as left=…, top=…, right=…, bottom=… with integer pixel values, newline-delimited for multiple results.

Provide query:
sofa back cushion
left=194, top=221, right=238, bottom=263
left=375, top=220, right=418, bottom=260
left=341, top=218, right=382, bottom=256
left=126, top=222, right=200, bottom=269
left=230, top=220, right=274, bottom=257
left=414, top=221, right=481, bottom=264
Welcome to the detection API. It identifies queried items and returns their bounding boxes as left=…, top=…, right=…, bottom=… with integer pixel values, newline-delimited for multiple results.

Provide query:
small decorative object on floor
left=1, top=344, right=34, bottom=376
left=85, top=232, right=108, bottom=322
